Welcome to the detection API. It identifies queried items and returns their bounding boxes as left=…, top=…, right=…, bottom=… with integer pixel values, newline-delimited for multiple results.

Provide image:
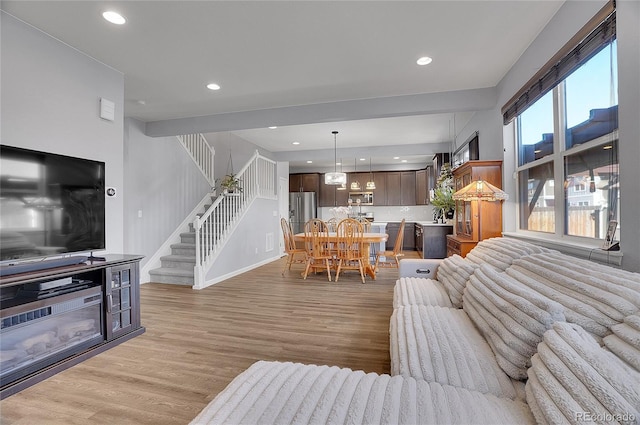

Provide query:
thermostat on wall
left=100, top=97, right=115, bottom=121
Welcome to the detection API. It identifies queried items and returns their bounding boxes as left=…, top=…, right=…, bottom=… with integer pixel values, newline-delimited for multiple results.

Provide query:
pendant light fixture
left=337, top=158, right=346, bottom=190
left=350, top=158, right=361, bottom=191
left=325, top=131, right=347, bottom=185
left=365, top=157, right=376, bottom=190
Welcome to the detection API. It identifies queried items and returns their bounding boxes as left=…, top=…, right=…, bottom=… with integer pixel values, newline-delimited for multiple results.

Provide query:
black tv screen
left=0, top=145, right=105, bottom=262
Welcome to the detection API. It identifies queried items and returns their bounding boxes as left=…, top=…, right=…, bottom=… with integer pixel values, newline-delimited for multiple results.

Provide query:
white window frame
left=514, top=83, right=619, bottom=246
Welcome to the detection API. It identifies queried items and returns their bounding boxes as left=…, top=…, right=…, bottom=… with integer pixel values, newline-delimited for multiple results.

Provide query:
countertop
left=371, top=221, right=453, bottom=227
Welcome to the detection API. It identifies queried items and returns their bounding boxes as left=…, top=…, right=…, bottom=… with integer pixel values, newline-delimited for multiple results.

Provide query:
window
left=509, top=9, right=618, bottom=243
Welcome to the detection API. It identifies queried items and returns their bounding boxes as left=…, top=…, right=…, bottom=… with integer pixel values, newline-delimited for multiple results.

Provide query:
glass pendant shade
left=365, top=157, right=376, bottom=189
left=350, top=158, right=361, bottom=190
left=325, top=172, right=347, bottom=185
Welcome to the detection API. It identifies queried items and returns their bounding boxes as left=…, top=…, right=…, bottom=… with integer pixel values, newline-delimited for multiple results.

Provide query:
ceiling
left=1, top=0, right=564, bottom=171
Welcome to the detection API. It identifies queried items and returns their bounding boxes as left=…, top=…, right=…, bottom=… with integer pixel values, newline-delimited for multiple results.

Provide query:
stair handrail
left=193, top=150, right=276, bottom=288
left=177, top=133, right=215, bottom=187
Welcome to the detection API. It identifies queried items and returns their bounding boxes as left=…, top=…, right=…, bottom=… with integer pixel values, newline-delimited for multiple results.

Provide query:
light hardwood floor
left=1, top=252, right=418, bottom=424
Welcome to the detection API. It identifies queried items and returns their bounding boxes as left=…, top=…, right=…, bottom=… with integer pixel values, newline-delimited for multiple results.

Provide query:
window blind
left=502, top=2, right=616, bottom=125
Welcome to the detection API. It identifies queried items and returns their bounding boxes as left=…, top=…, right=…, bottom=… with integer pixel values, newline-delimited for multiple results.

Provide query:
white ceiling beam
left=145, top=87, right=496, bottom=137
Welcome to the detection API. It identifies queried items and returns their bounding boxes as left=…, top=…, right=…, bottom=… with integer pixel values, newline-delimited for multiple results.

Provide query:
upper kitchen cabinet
left=383, top=171, right=416, bottom=206
left=318, top=175, right=349, bottom=207
left=401, top=171, right=416, bottom=206
left=289, top=173, right=319, bottom=193
left=415, top=167, right=434, bottom=205
left=318, top=175, right=336, bottom=207
left=385, top=172, right=402, bottom=205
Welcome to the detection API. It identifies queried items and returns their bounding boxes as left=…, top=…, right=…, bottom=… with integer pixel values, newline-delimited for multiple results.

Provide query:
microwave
left=349, top=192, right=374, bottom=205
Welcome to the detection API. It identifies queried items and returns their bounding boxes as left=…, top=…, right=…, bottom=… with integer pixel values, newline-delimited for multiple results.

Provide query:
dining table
left=293, top=232, right=389, bottom=279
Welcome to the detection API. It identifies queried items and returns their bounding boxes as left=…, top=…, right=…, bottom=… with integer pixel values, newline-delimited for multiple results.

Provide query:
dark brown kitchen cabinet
left=401, top=171, right=416, bottom=206
left=289, top=173, right=319, bottom=192
left=385, top=172, right=402, bottom=205
left=387, top=221, right=416, bottom=250
left=319, top=174, right=351, bottom=207
left=415, top=167, right=433, bottom=205
left=372, top=172, right=387, bottom=205
left=318, top=175, right=336, bottom=206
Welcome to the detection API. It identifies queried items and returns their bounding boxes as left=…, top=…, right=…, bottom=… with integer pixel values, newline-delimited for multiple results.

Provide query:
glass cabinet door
left=106, top=266, right=133, bottom=339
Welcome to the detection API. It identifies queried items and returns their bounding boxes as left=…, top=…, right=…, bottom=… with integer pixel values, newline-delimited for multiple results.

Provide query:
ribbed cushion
left=393, top=277, right=453, bottom=308
left=506, top=252, right=640, bottom=339
left=462, top=265, right=565, bottom=380
left=603, top=314, right=640, bottom=372
left=390, top=304, right=525, bottom=400
left=526, top=322, right=640, bottom=425
left=436, top=254, right=477, bottom=308
left=465, top=237, right=553, bottom=270
left=191, top=361, right=535, bottom=425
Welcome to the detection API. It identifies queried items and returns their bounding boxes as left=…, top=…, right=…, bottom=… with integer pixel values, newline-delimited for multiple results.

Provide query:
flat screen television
left=0, top=145, right=105, bottom=263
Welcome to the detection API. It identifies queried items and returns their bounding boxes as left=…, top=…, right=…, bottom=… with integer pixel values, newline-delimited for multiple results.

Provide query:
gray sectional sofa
left=191, top=238, right=640, bottom=424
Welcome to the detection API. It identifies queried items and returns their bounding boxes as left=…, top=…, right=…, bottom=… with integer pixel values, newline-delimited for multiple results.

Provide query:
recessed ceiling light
left=417, top=56, right=433, bottom=66
left=103, top=11, right=126, bottom=25
left=393, top=157, right=400, bottom=160
left=359, top=158, right=366, bottom=161
left=206, top=83, right=221, bottom=91
left=306, top=160, right=313, bottom=164
left=268, top=126, right=278, bottom=129
left=401, top=159, right=408, bottom=163
left=292, top=142, right=300, bottom=145
left=336, top=162, right=341, bottom=166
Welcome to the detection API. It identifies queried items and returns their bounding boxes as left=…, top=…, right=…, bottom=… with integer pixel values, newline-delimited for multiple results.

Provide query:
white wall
left=203, top=195, right=282, bottom=285
left=495, top=0, right=640, bottom=271
left=204, top=132, right=275, bottom=186
left=455, top=109, right=504, bottom=162
left=1, top=12, right=125, bottom=255
left=123, top=118, right=211, bottom=268
left=616, top=0, right=640, bottom=272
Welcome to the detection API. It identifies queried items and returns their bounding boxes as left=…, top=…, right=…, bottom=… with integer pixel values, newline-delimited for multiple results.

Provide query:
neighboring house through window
left=503, top=6, right=619, bottom=242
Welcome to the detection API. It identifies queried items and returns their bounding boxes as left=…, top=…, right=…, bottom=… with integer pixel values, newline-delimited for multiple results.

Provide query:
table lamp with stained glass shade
left=452, top=180, right=508, bottom=240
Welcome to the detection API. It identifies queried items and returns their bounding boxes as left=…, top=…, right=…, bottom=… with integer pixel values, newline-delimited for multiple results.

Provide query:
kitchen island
left=414, top=222, right=453, bottom=259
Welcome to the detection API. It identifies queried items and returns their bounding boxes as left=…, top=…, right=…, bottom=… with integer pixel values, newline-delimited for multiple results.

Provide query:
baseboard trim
left=194, top=255, right=283, bottom=290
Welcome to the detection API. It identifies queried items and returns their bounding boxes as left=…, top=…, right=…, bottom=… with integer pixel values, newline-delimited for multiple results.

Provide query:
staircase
left=147, top=196, right=212, bottom=285
left=148, top=150, right=276, bottom=288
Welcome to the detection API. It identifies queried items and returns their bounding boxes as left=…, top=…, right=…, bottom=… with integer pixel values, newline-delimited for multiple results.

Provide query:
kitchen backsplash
left=318, top=205, right=436, bottom=222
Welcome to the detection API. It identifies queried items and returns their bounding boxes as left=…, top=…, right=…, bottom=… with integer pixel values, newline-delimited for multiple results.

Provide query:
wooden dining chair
left=326, top=217, right=338, bottom=232
left=280, top=217, right=306, bottom=276
left=302, top=219, right=333, bottom=281
left=356, top=217, right=371, bottom=232
left=334, top=218, right=367, bottom=283
left=375, top=218, right=405, bottom=270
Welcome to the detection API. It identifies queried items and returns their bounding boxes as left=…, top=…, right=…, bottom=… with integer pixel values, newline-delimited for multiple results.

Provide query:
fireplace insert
left=0, top=283, right=104, bottom=387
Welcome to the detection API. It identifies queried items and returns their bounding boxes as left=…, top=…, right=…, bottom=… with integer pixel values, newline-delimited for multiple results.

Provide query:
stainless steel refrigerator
left=289, top=192, right=317, bottom=234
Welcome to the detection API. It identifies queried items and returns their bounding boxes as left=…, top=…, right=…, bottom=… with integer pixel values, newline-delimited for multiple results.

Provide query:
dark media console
left=0, top=254, right=144, bottom=399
